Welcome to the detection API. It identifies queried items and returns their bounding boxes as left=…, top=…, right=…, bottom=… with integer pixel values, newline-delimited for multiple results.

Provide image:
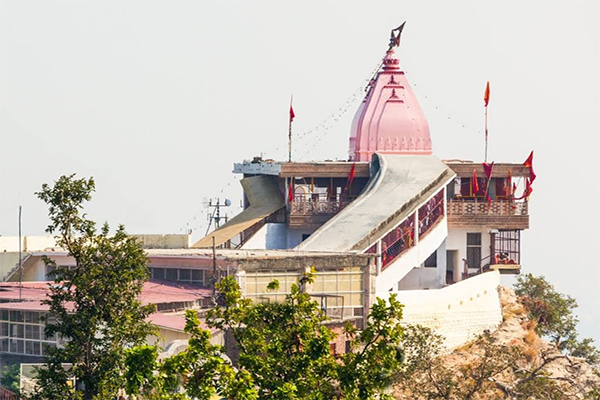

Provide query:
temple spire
left=349, top=24, right=432, bottom=161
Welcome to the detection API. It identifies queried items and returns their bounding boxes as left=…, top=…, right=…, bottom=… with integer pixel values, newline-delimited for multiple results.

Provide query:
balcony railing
left=290, top=194, right=355, bottom=215
left=448, top=199, right=528, bottom=216
left=0, top=386, right=18, bottom=400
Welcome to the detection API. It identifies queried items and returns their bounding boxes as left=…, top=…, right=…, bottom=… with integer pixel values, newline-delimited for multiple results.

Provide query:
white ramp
left=297, top=154, right=455, bottom=252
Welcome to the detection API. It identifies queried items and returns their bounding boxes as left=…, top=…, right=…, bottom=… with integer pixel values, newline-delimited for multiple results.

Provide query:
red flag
left=288, top=178, right=294, bottom=203
left=523, top=151, right=536, bottom=183
left=289, top=105, right=295, bottom=123
left=341, top=162, right=356, bottom=200
left=482, top=162, right=494, bottom=200
left=482, top=162, right=494, bottom=181
left=484, top=81, right=490, bottom=107
left=472, top=169, right=479, bottom=195
left=347, top=162, right=356, bottom=187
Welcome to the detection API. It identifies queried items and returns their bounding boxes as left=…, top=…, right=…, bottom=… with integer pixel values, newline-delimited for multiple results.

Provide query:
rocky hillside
left=393, top=286, right=600, bottom=400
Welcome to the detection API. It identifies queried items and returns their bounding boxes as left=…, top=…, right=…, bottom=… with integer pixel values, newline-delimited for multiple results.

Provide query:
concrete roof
left=0, top=301, right=50, bottom=311
left=147, top=312, right=218, bottom=334
left=0, top=281, right=211, bottom=306
left=297, top=154, right=455, bottom=252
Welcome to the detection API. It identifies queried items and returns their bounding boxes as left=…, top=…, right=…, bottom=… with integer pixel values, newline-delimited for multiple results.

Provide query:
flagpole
left=288, top=95, right=293, bottom=162
left=483, top=81, right=490, bottom=163
left=484, top=105, right=488, bottom=163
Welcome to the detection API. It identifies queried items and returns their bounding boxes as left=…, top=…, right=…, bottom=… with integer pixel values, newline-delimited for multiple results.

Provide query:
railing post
left=376, top=240, right=382, bottom=276
left=414, top=212, right=419, bottom=245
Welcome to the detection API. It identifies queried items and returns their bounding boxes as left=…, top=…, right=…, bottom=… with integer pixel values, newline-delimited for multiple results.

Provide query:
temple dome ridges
left=349, top=47, right=432, bottom=161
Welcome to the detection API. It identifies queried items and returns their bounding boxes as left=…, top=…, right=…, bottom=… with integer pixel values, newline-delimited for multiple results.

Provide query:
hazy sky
left=1, top=1, right=599, bottom=341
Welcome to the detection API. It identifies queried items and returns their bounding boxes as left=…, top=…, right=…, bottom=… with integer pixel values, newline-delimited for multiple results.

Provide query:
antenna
left=207, top=198, right=232, bottom=231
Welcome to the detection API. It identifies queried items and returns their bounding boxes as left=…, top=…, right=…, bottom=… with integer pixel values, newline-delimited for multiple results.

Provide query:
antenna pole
left=18, top=205, right=22, bottom=301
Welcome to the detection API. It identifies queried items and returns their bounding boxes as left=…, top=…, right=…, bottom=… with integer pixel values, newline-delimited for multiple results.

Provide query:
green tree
left=515, top=273, right=599, bottom=365
left=1, top=364, right=21, bottom=395
left=396, top=326, right=520, bottom=400
left=31, top=174, right=156, bottom=400
left=130, top=274, right=405, bottom=400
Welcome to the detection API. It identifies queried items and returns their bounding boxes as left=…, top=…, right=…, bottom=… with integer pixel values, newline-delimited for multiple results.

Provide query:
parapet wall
left=387, top=270, right=502, bottom=349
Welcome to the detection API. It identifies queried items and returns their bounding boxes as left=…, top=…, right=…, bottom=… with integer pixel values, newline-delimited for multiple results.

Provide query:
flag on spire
left=289, top=104, right=295, bottom=123
left=484, top=81, right=491, bottom=107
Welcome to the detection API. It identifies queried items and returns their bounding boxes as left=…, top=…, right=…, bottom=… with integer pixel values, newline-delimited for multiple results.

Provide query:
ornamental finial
left=388, top=21, right=406, bottom=51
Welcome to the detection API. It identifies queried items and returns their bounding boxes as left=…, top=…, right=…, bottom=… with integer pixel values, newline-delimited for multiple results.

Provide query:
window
left=424, top=251, right=437, bottom=268
left=46, top=265, right=56, bottom=281
left=466, top=233, right=482, bottom=269
left=329, top=342, right=337, bottom=355
left=152, top=268, right=165, bottom=280
left=192, top=270, right=204, bottom=285
left=0, top=322, right=8, bottom=337
left=179, top=269, right=191, bottom=281
left=10, top=311, right=23, bottom=323
left=165, top=269, right=178, bottom=281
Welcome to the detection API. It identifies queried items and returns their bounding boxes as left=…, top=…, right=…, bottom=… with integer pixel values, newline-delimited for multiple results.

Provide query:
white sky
left=1, top=0, right=599, bottom=341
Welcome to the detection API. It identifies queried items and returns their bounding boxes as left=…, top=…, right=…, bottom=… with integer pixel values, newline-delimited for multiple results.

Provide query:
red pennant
left=523, top=151, right=536, bottom=183
left=289, top=105, right=295, bottom=123
left=472, top=169, right=479, bottom=195
left=482, top=162, right=494, bottom=181
left=484, top=81, right=491, bottom=107
left=288, top=178, right=294, bottom=203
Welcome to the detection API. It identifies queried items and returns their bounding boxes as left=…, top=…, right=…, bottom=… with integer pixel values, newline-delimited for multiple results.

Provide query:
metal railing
left=418, top=190, right=445, bottom=239
left=290, top=194, right=355, bottom=215
left=0, top=386, right=18, bottom=400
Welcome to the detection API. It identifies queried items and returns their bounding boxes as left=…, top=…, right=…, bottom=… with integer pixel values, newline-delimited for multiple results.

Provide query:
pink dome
left=349, top=49, right=432, bottom=161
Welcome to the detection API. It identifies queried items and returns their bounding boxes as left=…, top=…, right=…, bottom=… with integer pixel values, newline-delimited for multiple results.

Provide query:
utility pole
left=18, top=205, right=22, bottom=301
left=212, top=236, right=217, bottom=301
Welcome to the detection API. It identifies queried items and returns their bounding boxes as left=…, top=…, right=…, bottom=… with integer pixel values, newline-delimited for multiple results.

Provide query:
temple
left=189, top=27, right=534, bottom=347
left=192, top=30, right=532, bottom=293
left=0, top=26, right=535, bottom=392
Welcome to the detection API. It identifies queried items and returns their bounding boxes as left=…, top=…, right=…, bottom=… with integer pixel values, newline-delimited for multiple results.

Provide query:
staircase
left=2, top=254, right=30, bottom=282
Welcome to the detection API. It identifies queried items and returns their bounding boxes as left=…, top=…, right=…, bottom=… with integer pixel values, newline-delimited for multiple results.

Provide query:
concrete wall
left=6, top=255, right=75, bottom=282
left=241, top=224, right=315, bottom=250
left=286, top=228, right=315, bottom=248
left=0, top=234, right=191, bottom=252
left=398, top=239, right=448, bottom=290
left=0, top=236, right=57, bottom=252
left=446, top=227, right=492, bottom=281
left=134, top=234, right=192, bottom=249
left=0, top=253, right=23, bottom=281
left=242, top=223, right=288, bottom=250
left=381, top=270, right=502, bottom=349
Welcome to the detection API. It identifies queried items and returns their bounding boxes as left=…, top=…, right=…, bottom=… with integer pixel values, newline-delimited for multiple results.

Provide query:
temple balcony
left=288, top=194, right=356, bottom=229
left=447, top=199, right=529, bottom=230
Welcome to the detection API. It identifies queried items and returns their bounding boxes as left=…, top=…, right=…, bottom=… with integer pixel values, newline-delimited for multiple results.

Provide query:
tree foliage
left=396, top=326, right=520, bottom=400
left=515, top=273, right=599, bottom=366
left=127, top=274, right=405, bottom=400
left=1, top=364, right=20, bottom=395
left=31, top=174, right=156, bottom=400
left=394, top=325, right=597, bottom=400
